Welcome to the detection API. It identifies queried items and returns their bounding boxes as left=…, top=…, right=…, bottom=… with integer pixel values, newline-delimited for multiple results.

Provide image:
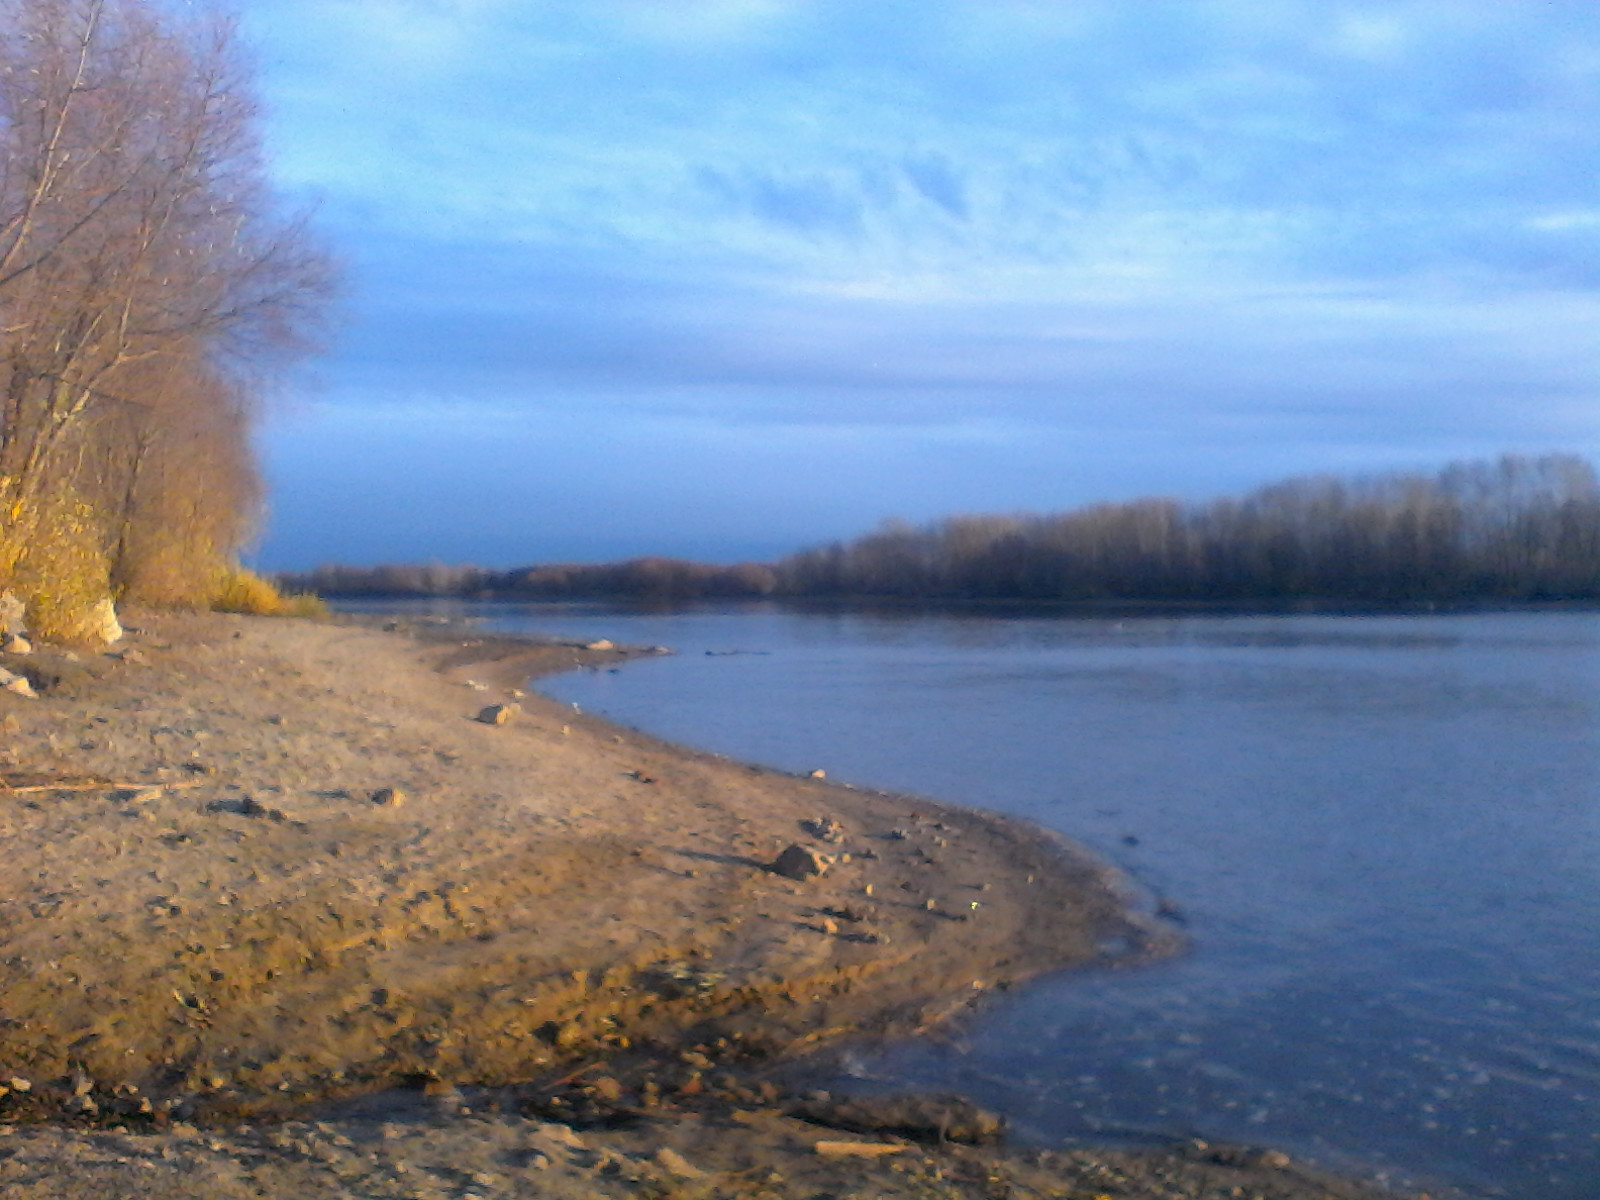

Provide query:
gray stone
left=770, top=843, right=831, bottom=880
left=477, top=702, right=520, bottom=725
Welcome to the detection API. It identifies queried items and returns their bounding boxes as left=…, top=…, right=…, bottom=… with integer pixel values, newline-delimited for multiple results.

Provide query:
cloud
left=242, top=1, right=1600, bottom=564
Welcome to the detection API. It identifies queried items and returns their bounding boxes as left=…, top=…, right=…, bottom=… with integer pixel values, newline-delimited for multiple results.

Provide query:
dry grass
left=210, top=565, right=327, bottom=618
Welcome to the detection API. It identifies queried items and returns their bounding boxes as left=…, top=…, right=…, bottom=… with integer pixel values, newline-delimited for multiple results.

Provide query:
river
left=356, top=601, right=1600, bottom=1199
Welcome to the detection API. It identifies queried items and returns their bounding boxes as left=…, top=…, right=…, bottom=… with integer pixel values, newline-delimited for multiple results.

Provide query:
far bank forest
left=287, top=453, right=1600, bottom=607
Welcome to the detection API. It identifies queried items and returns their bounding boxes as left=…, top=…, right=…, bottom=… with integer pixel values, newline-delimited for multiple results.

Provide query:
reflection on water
left=354, top=601, right=1600, bottom=1199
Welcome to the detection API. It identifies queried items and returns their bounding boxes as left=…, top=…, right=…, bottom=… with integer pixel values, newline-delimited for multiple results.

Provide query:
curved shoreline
left=0, top=611, right=1446, bottom=1198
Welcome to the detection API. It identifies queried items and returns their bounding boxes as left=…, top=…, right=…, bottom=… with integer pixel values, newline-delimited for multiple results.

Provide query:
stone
left=65, top=1094, right=98, bottom=1117
left=584, top=639, right=614, bottom=651
left=653, top=1147, right=703, bottom=1179
left=370, top=787, right=406, bottom=807
left=89, top=597, right=123, bottom=645
left=770, top=843, right=831, bottom=880
left=0, top=669, right=36, bottom=699
left=1185, top=1142, right=1294, bottom=1170
left=802, top=815, right=845, bottom=842
left=477, top=702, right=520, bottom=726
left=530, top=1122, right=586, bottom=1149
left=793, top=1092, right=1004, bottom=1145
left=1, top=634, right=31, bottom=655
left=808, top=768, right=826, bottom=779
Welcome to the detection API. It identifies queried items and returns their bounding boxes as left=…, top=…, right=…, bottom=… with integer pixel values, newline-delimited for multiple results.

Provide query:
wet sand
left=0, top=611, right=1445, bottom=1198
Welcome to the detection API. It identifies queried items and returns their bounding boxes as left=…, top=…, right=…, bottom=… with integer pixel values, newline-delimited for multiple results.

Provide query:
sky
left=241, top=0, right=1600, bottom=570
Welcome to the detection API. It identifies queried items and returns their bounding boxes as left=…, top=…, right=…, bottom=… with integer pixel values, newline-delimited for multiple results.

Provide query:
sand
left=0, top=611, right=1446, bottom=1199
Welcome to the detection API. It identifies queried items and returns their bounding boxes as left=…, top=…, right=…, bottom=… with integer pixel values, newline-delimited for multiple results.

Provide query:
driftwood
left=0, top=777, right=208, bottom=795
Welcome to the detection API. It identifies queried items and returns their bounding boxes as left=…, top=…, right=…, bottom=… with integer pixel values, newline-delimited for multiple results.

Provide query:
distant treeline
left=280, top=556, right=779, bottom=602
left=285, top=455, right=1600, bottom=607
left=777, top=454, right=1600, bottom=603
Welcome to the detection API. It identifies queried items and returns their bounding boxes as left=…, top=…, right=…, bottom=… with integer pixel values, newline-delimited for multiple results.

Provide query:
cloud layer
left=244, top=0, right=1600, bottom=568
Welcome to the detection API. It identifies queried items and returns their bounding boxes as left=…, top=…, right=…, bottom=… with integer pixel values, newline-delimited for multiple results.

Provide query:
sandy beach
left=0, top=611, right=1439, bottom=1199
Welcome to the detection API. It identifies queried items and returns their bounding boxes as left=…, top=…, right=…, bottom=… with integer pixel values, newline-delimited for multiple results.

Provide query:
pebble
left=477, top=702, right=520, bottom=725
left=370, top=787, right=406, bottom=807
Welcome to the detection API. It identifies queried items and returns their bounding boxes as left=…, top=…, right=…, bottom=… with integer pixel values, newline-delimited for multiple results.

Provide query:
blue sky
left=243, top=0, right=1600, bottom=569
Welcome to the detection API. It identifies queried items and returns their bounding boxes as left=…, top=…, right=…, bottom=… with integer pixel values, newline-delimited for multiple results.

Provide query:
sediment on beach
left=0, top=611, right=1437, bottom=1200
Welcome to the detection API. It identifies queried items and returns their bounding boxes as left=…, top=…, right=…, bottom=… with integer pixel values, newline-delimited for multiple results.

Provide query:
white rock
left=0, top=669, right=36, bottom=699
left=89, top=597, right=122, bottom=644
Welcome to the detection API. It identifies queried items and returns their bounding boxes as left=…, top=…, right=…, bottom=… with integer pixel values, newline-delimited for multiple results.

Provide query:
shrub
left=277, top=590, right=330, bottom=619
left=209, top=565, right=329, bottom=618
left=11, top=490, right=119, bottom=645
left=211, top=565, right=287, bottom=615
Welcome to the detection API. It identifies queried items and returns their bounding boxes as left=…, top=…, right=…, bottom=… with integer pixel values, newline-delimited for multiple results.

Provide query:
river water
left=365, top=601, right=1600, bottom=1198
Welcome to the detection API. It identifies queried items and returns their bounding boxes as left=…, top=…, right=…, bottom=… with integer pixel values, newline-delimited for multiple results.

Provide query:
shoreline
left=0, top=610, right=1448, bottom=1198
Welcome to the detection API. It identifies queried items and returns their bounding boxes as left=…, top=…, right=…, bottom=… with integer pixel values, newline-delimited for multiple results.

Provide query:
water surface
left=359, top=602, right=1600, bottom=1198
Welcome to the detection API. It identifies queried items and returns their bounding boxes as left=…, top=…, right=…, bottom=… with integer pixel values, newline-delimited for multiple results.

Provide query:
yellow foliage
left=210, top=565, right=285, bottom=614
left=209, top=565, right=327, bottom=618
left=9, top=489, right=118, bottom=645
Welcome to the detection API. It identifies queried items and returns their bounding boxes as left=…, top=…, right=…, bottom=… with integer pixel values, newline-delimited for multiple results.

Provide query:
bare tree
left=0, top=0, right=332, bottom=635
